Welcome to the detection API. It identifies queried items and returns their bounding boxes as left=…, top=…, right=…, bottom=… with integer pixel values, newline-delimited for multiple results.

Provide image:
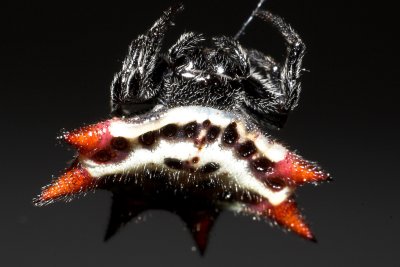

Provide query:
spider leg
left=111, top=4, right=184, bottom=116
left=256, top=10, right=306, bottom=111
left=243, top=49, right=285, bottom=128
left=211, top=36, right=250, bottom=79
left=168, top=32, right=205, bottom=62
left=243, top=11, right=306, bottom=129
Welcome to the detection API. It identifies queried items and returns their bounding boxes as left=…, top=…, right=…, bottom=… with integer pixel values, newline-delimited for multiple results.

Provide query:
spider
left=34, top=2, right=330, bottom=254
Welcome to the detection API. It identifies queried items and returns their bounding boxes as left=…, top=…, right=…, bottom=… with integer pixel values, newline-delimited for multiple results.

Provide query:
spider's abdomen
left=35, top=106, right=329, bottom=243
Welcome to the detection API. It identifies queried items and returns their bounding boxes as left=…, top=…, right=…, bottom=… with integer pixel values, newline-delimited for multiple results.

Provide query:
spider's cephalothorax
left=34, top=4, right=330, bottom=254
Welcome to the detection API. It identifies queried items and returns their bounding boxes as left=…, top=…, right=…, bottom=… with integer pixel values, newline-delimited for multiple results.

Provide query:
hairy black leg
left=211, top=37, right=250, bottom=79
left=256, top=10, right=306, bottom=111
left=242, top=49, right=285, bottom=129
left=111, top=4, right=184, bottom=116
left=241, top=11, right=306, bottom=129
left=168, top=32, right=205, bottom=64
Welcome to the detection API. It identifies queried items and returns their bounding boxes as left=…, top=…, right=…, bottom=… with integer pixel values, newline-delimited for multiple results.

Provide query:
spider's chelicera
left=34, top=4, right=330, bottom=254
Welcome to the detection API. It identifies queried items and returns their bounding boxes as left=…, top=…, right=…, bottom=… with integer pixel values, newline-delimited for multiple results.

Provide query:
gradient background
left=1, top=0, right=399, bottom=266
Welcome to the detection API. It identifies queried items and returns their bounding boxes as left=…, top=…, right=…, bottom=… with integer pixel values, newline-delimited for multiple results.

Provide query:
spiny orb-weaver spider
left=34, top=2, right=330, bottom=254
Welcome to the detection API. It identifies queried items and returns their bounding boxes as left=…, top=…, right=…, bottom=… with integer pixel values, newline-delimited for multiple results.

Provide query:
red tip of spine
left=268, top=199, right=315, bottom=241
left=274, top=153, right=330, bottom=185
left=37, top=166, right=95, bottom=204
left=64, top=121, right=111, bottom=153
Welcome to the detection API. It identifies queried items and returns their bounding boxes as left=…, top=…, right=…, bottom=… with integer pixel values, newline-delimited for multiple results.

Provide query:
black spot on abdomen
left=164, top=158, right=184, bottom=169
left=93, top=150, right=112, bottom=162
left=202, top=120, right=211, bottom=127
left=206, top=126, right=221, bottom=142
left=252, top=157, right=273, bottom=172
left=237, top=141, right=256, bottom=157
left=160, top=124, right=178, bottom=138
left=264, top=177, right=286, bottom=191
left=223, top=122, right=239, bottom=145
left=111, top=136, right=129, bottom=151
left=183, top=121, right=199, bottom=138
left=139, top=131, right=157, bottom=146
left=199, top=162, right=220, bottom=173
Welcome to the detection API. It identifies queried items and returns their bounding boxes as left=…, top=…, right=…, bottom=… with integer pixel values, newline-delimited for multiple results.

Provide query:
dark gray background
left=1, top=0, right=399, bottom=266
